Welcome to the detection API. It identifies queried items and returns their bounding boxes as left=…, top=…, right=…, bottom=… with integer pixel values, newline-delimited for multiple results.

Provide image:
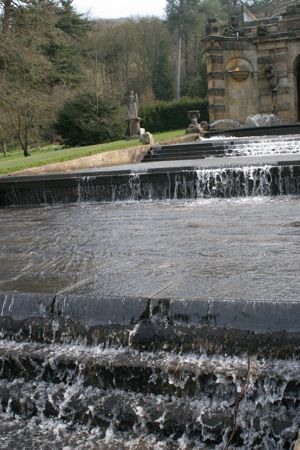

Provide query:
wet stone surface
left=0, top=197, right=300, bottom=448
left=0, top=197, right=300, bottom=301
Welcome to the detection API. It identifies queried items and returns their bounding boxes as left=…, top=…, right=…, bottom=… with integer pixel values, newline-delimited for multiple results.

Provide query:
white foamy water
left=0, top=339, right=299, bottom=449
left=223, top=135, right=300, bottom=157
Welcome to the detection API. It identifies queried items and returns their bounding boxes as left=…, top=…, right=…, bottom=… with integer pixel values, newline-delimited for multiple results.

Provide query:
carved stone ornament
left=264, top=64, right=279, bottom=92
left=203, top=39, right=223, bottom=51
left=226, top=58, right=253, bottom=82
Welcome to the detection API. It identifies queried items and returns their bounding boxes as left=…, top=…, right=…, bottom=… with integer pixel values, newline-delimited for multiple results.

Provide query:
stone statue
left=265, top=64, right=279, bottom=92
left=223, top=16, right=240, bottom=37
left=127, top=90, right=141, bottom=138
left=128, top=91, right=139, bottom=120
left=257, top=24, right=268, bottom=36
left=186, top=110, right=201, bottom=134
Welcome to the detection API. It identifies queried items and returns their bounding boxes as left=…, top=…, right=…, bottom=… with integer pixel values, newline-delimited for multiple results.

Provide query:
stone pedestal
left=128, top=118, right=141, bottom=139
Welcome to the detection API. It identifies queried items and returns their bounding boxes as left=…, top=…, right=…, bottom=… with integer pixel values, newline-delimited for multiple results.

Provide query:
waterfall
left=1, top=133, right=300, bottom=448
left=1, top=165, right=299, bottom=206
left=0, top=319, right=299, bottom=449
left=0, top=295, right=300, bottom=450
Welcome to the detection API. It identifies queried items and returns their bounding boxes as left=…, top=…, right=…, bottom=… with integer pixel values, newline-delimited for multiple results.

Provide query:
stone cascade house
left=203, top=0, right=300, bottom=124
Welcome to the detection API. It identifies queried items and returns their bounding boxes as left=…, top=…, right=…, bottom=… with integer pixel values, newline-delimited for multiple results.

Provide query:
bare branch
left=224, top=354, right=252, bottom=450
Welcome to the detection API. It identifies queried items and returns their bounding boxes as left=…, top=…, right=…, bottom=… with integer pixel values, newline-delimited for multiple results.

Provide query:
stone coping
left=1, top=292, right=300, bottom=332
left=1, top=292, right=300, bottom=357
left=205, top=123, right=300, bottom=138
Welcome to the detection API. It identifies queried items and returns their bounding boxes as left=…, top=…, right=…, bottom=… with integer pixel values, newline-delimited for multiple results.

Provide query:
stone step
left=143, top=152, right=226, bottom=162
left=2, top=292, right=300, bottom=358
left=143, top=135, right=300, bottom=162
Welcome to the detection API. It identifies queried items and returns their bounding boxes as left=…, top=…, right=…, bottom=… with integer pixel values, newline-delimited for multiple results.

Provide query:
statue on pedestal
left=128, top=90, right=141, bottom=138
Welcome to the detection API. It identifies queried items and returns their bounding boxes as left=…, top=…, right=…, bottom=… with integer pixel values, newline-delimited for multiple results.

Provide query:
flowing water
left=0, top=197, right=300, bottom=448
left=2, top=126, right=300, bottom=450
left=0, top=347, right=300, bottom=450
left=2, top=164, right=300, bottom=207
left=223, top=136, right=300, bottom=157
left=1, top=197, right=300, bottom=300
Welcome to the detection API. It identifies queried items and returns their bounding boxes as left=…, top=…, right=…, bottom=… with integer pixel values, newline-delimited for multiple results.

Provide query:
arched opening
left=294, top=56, right=300, bottom=121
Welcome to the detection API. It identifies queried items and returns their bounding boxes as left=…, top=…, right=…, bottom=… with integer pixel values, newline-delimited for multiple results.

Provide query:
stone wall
left=203, top=6, right=300, bottom=124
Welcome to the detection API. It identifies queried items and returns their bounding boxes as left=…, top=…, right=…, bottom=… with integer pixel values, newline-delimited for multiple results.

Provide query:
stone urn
left=186, top=110, right=201, bottom=134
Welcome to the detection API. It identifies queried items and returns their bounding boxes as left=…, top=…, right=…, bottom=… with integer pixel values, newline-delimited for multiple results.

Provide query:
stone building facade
left=203, top=1, right=300, bottom=124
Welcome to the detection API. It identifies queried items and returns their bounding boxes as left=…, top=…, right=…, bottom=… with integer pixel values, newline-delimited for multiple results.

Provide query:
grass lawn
left=0, top=129, right=185, bottom=175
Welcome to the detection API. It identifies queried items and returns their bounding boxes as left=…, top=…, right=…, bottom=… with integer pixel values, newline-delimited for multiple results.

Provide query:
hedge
left=140, top=97, right=208, bottom=133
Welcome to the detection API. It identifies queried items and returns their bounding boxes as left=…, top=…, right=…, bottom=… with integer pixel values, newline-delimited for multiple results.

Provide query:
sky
left=72, top=0, right=167, bottom=19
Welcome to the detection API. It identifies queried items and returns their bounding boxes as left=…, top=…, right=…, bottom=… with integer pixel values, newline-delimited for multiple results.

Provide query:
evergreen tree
left=151, top=41, right=174, bottom=101
left=55, top=91, right=127, bottom=146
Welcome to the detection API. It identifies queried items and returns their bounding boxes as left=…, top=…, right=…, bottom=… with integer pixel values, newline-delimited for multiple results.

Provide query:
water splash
left=0, top=341, right=299, bottom=449
left=224, top=136, right=300, bottom=157
left=245, top=114, right=280, bottom=127
left=192, top=165, right=296, bottom=198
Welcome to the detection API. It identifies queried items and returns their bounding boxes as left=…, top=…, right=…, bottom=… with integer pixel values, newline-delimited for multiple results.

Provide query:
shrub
left=139, top=97, right=208, bottom=133
left=55, top=92, right=127, bottom=147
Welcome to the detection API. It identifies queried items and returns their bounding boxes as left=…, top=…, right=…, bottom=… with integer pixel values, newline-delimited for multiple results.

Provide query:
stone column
left=203, top=37, right=226, bottom=122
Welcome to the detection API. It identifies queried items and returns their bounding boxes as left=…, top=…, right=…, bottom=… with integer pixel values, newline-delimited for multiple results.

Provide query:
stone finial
left=205, top=17, right=219, bottom=35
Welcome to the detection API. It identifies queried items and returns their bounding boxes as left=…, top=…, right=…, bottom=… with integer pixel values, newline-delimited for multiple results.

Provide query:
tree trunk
left=2, top=141, right=7, bottom=157
left=184, top=30, right=189, bottom=80
left=23, top=144, right=30, bottom=157
left=23, top=140, right=30, bottom=157
left=22, top=128, right=30, bottom=157
left=175, top=25, right=182, bottom=100
left=2, top=0, right=12, bottom=33
left=22, top=118, right=30, bottom=156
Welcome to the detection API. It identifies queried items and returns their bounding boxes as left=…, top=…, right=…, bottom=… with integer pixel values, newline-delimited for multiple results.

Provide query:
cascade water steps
left=1, top=163, right=300, bottom=205
left=2, top=133, right=300, bottom=206
left=2, top=133, right=300, bottom=448
left=1, top=321, right=300, bottom=448
left=143, top=135, right=300, bottom=162
left=1, top=292, right=300, bottom=450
